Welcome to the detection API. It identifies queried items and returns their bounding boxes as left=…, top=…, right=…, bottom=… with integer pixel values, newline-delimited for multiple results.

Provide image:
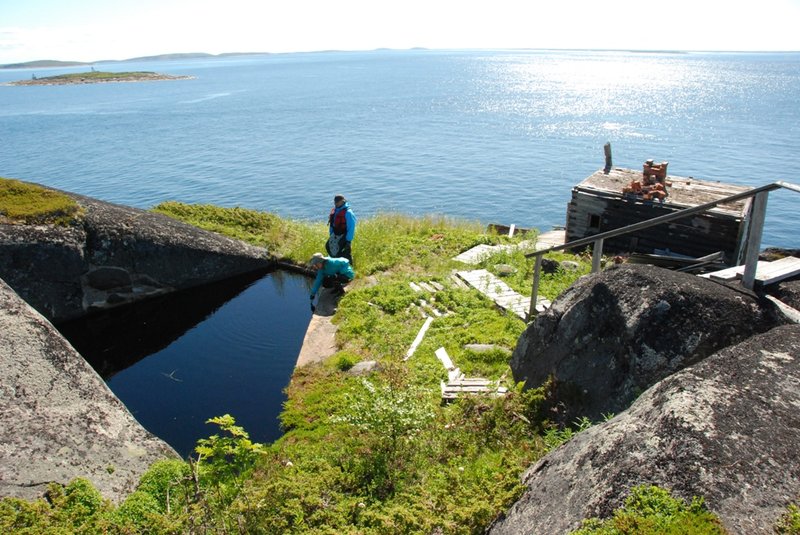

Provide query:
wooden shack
left=565, top=166, right=753, bottom=263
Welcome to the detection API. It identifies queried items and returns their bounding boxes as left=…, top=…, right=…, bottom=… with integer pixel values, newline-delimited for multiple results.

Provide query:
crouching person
left=309, top=252, right=354, bottom=311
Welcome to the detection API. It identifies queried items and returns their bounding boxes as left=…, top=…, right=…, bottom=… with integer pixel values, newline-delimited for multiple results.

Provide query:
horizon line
left=3, top=46, right=799, bottom=68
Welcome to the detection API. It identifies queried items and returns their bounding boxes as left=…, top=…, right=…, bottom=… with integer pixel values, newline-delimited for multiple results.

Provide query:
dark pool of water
left=58, top=269, right=312, bottom=458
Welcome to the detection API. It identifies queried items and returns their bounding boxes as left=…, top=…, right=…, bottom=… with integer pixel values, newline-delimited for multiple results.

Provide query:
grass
left=0, top=201, right=739, bottom=533
left=0, top=177, right=82, bottom=225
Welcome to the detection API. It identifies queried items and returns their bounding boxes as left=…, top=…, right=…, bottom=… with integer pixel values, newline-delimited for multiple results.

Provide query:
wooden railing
left=526, top=181, right=800, bottom=319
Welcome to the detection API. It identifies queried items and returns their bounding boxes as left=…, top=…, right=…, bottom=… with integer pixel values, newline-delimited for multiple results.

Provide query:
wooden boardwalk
left=456, top=269, right=550, bottom=320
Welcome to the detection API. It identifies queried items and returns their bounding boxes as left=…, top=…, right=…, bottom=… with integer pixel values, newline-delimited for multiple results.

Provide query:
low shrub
left=572, top=485, right=726, bottom=534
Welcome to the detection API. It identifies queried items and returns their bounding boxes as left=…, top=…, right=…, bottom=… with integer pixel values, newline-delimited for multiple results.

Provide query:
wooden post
left=741, top=191, right=768, bottom=289
left=529, top=254, right=542, bottom=319
left=592, top=238, right=604, bottom=272
left=603, top=142, right=613, bottom=173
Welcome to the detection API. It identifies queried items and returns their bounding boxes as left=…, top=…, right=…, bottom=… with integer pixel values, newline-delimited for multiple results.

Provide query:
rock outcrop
left=489, top=324, right=800, bottom=534
left=0, top=184, right=276, bottom=504
left=511, top=264, right=786, bottom=423
left=0, top=279, right=178, bottom=503
left=0, top=189, right=273, bottom=323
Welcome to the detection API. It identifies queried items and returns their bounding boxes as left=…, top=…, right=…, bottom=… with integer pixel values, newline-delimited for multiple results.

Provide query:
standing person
left=308, top=253, right=354, bottom=312
left=326, top=194, right=356, bottom=265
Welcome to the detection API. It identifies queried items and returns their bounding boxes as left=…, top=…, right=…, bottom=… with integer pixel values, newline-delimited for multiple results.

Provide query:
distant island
left=0, top=52, right=268, bottom=70
left=6, top=70, right=194, bottom=86
left=1, top=60, right=91, bottom=69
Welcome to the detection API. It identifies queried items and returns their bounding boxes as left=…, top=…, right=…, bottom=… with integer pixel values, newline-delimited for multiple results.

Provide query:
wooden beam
left=592, top=238, right=604, bottom=273
left=404, top=317, right=434, bottom=360
left=741, top=191, right=768, bottom=290
left=529, top=254, right=542, bottom=320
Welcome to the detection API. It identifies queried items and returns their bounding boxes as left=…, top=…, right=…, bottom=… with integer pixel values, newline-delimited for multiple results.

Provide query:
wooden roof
left=576, top=168, right=753, bottom=217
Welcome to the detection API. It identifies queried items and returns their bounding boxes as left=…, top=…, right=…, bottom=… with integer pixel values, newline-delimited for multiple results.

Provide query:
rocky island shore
left=6, top=70, right=193, bottom=86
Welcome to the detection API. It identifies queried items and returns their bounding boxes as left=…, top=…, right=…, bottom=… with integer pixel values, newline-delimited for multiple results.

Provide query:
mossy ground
left=0, top=177, right=82, bottom=225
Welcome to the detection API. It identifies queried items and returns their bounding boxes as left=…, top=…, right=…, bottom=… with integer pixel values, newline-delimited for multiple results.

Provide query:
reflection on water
left=58, top=269, right=312, bottom=458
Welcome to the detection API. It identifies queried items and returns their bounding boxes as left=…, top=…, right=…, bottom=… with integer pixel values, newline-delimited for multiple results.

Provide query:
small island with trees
left=6, top=70, right=193, bottom=86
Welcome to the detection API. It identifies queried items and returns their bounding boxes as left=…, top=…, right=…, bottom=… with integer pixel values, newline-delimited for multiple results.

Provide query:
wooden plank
left=404, top=317, right=434, bottom=361
left=454, top=242, right=536, bottom=265
left=435, top=347, right=455, bottom=370
left=453, top=244, right=497, bottom=264
left=442, top=380, right=508, bottom=399
left=535, top=229, right=566, bottom=250
left=702, top=257, right=800, bottom=285
left=418, top=282, right=436, bottom=293
left=435, top=347, right=461, bottom=382
left=755, top=256, right=800, bottom=284
left=451, top=378, right=492, bottom=386
left=764, top=295, right=800, bottom=324
left=450, top=273, right=470, bottom=289
left=699, top=265, right=744, bottom=281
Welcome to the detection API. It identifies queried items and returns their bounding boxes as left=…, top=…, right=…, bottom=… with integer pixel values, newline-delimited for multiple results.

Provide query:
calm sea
left=4, top=49, right=799, bottom=454
left=2, top=49, right=799, bottom=248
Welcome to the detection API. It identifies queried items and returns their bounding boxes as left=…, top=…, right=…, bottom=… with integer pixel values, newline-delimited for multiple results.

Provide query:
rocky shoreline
left=6, top=71, right=193, bottom=86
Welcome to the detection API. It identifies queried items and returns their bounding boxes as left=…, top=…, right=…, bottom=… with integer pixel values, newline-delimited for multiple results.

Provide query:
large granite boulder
left=511, top=264, right=786, bottom=423
left=489, top=324, right=800, bottom=534
left=0, top=187, right=273, bottom=323
left=0, top=279, right=178, bottom=503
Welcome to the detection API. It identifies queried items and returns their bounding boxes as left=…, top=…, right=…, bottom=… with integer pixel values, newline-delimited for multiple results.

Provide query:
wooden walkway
left=456, top=269, right=551, bottom=320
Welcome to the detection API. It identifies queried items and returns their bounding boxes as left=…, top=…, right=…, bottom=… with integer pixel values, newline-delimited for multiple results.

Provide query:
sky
left=1, top=0, right=799, bottom=64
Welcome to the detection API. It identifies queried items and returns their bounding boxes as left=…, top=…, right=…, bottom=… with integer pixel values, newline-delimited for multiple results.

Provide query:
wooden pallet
left=435, top=346, right=508, bottom=400
left=441, top=378, right=508, bottom=400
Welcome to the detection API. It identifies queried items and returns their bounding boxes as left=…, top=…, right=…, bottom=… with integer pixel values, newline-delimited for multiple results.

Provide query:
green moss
left=572, top=485, right=727, bottom=534
left=776, top=503, right=800, bottom=534
left=0, top=177, right=81, bottom=225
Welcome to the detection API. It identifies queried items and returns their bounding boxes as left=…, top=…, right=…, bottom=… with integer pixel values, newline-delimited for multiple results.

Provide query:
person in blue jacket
left=326, top=194, right=356, bottom=265
left=308, top=253, right=354, bottom=311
